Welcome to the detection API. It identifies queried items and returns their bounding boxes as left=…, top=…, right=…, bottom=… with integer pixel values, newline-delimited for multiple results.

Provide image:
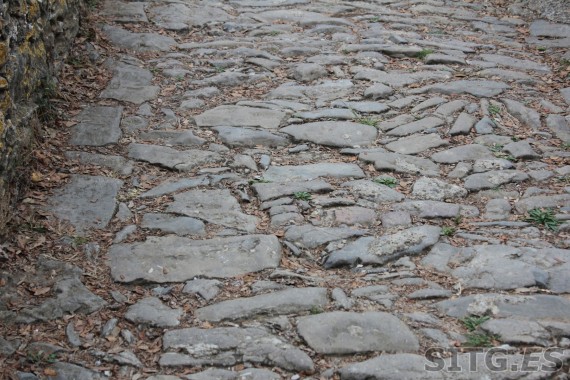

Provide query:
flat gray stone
left=138, top=130, right=206, bottom=147
left=141, top=213, right=206, bottom=236
left=195, top=287, right=327, bottom=322
left=195, top=106, right=287, bottom=130
left=546, top=114, right=570, bottom=143
left=213, top=126, right=289, bottom=147
left=281, top=121, right=377, bottom=147
left=298, top=312, right=419, bottom=354
left=331, top=100, right=389, bottom=114
left=386, top=133, right=448, bottom=154
left=183, top=279, right=221, bottom=301
left=102, top=0, right=147, bottom=23
left=530, top=20, right=570, bottom=38
left=325, top=225, right=440, bottom=268
left=412, top=177, right=467, bottom=201
left=139, top=177, right=210, bottom=198
left=166, top=189, right=258, bottom=233
left=503, top=141, right=540, bottom=159
left=100, top=62, right=160, bottom=104
left=0, top=337, right=19, bottom=356
left=161, top=327, right=313, bottom=372
left=339, top=354, right=442, bottom=380
left=341, top=180, right=404, bottom=203
left=378, top=114, right=416, bottom=132
left=449, top=112, right=476, bottom=135
left=45, top=362, right=107, bottom=380
left=387, top=116, right=445, bottom=137
left=477, top=68, right=536, bottom=84
left=561, top=88, right=570, bottom=105
left=473, top=158, right=515, bottom=173
left=356, top=69, right=451, bottom=88
left=484, top=198, right=512, bottom=220
left=380, top=211, right=412, bottom=228
left=481, top=319, right=551, bottom=346
left=148, top=3, right=230, bottom=30
left=394, top=200, right=476, bottom=219
left=102, top=25, right=177, bottom=51
left=294, top=108, right=356, bottom=120
left=464, top=170, right=529, bottom=191
left=474, top=116, right=496, bottom=134
left=253, top=179, right=332, bottom=201
left=263, top=163, right=365, bottom=182
left=431, top=144, right=491, bottom=163
left=425, top=53, right=465, bottom=65
left=408, top=288, right=451, bottom=299
left=47, top=175, right=122, bottom=233
left=480, top=53, right=550, bottom=73
left=410, top=80, right=509, bottom=97
left=514, top=194, right=570, bottom=213
left=128, top=143, right=222, bottom=171
left=65, top=151, right=133, bottom=176
left=423, top=243, right=570, bottom=293
left=290, top=63, right=327, bottom=82
left=108, top=235, right=281, bottom=283
left=359, top=151, right=440, bottom=176
left=363, top=83, right=394, bottom=99
left=70, top=106, right=122, bottom=146
left=502, top=98, right=542, bottom=131
left=285, top=225, right=367, bottom=249
left=125, top=297, right=182, bottom=327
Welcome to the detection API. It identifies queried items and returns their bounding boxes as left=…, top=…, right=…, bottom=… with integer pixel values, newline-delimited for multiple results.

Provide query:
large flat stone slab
left=213, top=126, right=290, bottom=147
left=480, top=54, right=550, bottom=73
left=354, top=69, right=451, bottom=87
left=464, top=170, right=529, bottom=191
left=161, top=327, right=313, bottom=372
left=325, top=226, right=441, bottom=268
left=514, top=194, right=570, bottom=213
left=195, top=106, right=288, bottom=130
left=410, top=80, right=509, bottom=97
left=70, top=106, right=123, bottom=146
left=423, top=243, right=570, bottom=293
left=108, top=235, right=281, bottom=283
left=387, top=117, right=445, bottom=137
left=359, top=152, right=440, bottom=176
left=102, top=25, right=177, bottom=52
left=546, top=114, right=570, bottom=143
left=341, top=180, right=404, bottom=203
left=166, top=189, right=258, bottom=232
left=125, top=297, right=182, bottom=327
left=263, top=163, right=365, bottom=182
left=385, top=134, right=448, bottom=154
left=102, top=0, right=148, bottom=23
left=431, top=144, right=491, bottom=163
left=128, top=143, right=222, bottom=171
left=148, top=3, right=230, bottom=30
left=297, top=312, right=419, bottom=354
left=65, top=151, right=133, bottom=176
left=281, top=121, right=377, bottom=147
left=47, top=175, right=122, bottom=233
left=285, top=225, right=367, bottom=249
left=195, top=287, right=328, bottom=322
left=100, top=61, right=160, bottom=104
left=253, top=179, right=332, bottom=201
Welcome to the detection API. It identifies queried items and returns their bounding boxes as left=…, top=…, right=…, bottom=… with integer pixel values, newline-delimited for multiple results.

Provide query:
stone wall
left=0, top=0, right=84, bottom=232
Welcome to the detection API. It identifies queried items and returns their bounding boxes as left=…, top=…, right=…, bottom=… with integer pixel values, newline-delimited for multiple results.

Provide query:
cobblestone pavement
left=1, top=0, right=570, bottom=379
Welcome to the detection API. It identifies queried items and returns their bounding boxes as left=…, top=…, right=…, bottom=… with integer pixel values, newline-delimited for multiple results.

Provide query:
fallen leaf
left=44, top=368, right=57, bottom=376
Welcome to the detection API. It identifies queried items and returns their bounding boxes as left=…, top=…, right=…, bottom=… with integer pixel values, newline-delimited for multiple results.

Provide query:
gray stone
left=148, top=3, right=230, bottom=30
left=65, top=151, right=133, bottom=176
left=263, top=163, right=365, bottom=182
left=386, top=133, right=448, bottom=154
left=484, top=199, right=512, bottom=220
left=285, top=225, right=367, bottom=249
left=125, top=297, right=182, bottom=327
left=503, top=141, right=540, bottom=159
left=449, top=112, right=476, bottom=135
left=100, top=61, right=160, bottom=104
left=410, top=80, right=509, bottom=97
left=128, top=144, right=221, bottom=171
left=356, top=69, right=451, bottom=88
left=195, top=287, right=327, bottom=322
left=387, top=116, right=445, bottom=137
left=341, top=180, right=404, bottom=203
left=297, top=312, right=419, bottom=354
left=530, top=20, right=570, bottom=38
left=377, top=114, right=416, bottom=132
left=326, top=206, right=377, bottom=227
left=408, top=288, right=451, bottom=299
left=195, top=106, right=287, bottom=130
left=45, top=362, right=107, bottom=380
left=325, top=225, right=440, bottom=268
left=434, top=100, right=470, bottom=118
left=514, top=194, right=570, bottom=213
left=122, top=115, right=148, bottom=132
left=425, top=53, right=465, bottom=65
left=108, top=235, right=281, bottom=282
left=102, top=0, right=148, bottom=23
left=253, top=179, right=332, bottom=202
left=380, top=211, right=412, bottom=228
left=186, top=369, right=235, bottom=380
left=464, top=170, right=529, bottom=191
left=502, top=99, right=542, bottom=131
left=410, top=97, right=447, bottom=113
left=281, top=121, right=377, bottom=147
left=140, top=177, right=210, bottom=198
left=161, top=327, right=313, bottom=372
left=364, top=83, right=394, bottom=99
left=448, top=162, right=472, bottom=178
left=480, top=54, right=550, bottom=73
left=66, top=322, right=81, bottom=347
left=47, top=175, right=122, bottom=233
left=138, top=130, right=206, bottom=147
left=113, top=225, right=136, bottom=243
left=141, top=213, right=206, bottom=236
left=102, top=25, right=177, bottom=52
left=331, top=100, right=390, bottom=114
left=332, top=288, right=353, bottom=309
left=0, top=337, right=19, bottom=356
left=214, top=126, right=290, bottom=147
left=339, top=354, right=442, bottom=380
left=474, top=117, right=496, bottom=134
left=179, top=98, right=205, bottom=110
left=359, top=151, right=440, bottom=176
left=431, top=144, right=491, bottom=163
left=290, top=63, right=327, bottom=82
left=561, top=88, right=570, bottom=105
left=473, top=158, right=515, bottom=173
left=294, top=108, right=356, bottom=120
left=546, top=114, right=570, bottom=143
left=166, top=189, right=258, bottom=233
left=183, top=279, right=221, bottom=301
left=477, top=68, right=536, bottom=84
left=70, top=106, right=122, bottom=146
left=412, top=177, right=467, bottom=201
left=394, top=200, right=477, bottom=219
left=481, top=319, right=551, bottom=346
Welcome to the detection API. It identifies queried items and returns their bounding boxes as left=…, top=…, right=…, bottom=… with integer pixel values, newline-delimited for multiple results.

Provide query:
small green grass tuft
left=526, top=208, right=560, bottom=231
left=310, top=305, right=323, bottom=314
left=373, top=177, right=398, bottom=188
left=248, top=178, right=271, bottom=185
left=441, top=226, right=456, bottom=236
left=357, top=117, right=378, bottom=127
left=26, top=351, right=58, bottom=365
left=294, top=191, right=312, bottom=201
left=416, top=49, right=434, bottom=59
left=488, top=104, right=501, bottom=115
left=369, top=16, right=381, bottom=23
left=537, top=46, right=547, bottom=51
left=461, top=315, right=490, bottom=331
left=488, top=143, right=504, bottom=152
left=465, top=333, right=495, bottom=347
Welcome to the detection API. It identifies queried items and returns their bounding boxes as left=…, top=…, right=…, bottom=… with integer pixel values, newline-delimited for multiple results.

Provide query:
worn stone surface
left=100, top=61, right=160, bottom=104
left=128, top=144, right=222, bottom=171
left=263, top=163, right=365, bottom=182
left=253, top=180, right=332, bottom=201
left=70, top=106, right=123, bottom=146
left=141, top=213, right=206, bottom=236
left=213, top=126, right=290, bottom=147
left=281, top=121, right=377, bottom=147
left=125, top=297, right=182, bottom=327
left=285, top=225, right=367, bottom=249
left=359, top=152, right=440, bottom=176
left=431, top=144, right=492, bottom=163
left=196, top=106, right=287, bottom=130
left=464, top=170, right=529, bottom=191
left=385, top=134, right=448, bottom=154
left=412, top=177, right=467, bottom=201
left=108, top=235, right=281, bottom=282
left=297, top=312, right=419, bottom=354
